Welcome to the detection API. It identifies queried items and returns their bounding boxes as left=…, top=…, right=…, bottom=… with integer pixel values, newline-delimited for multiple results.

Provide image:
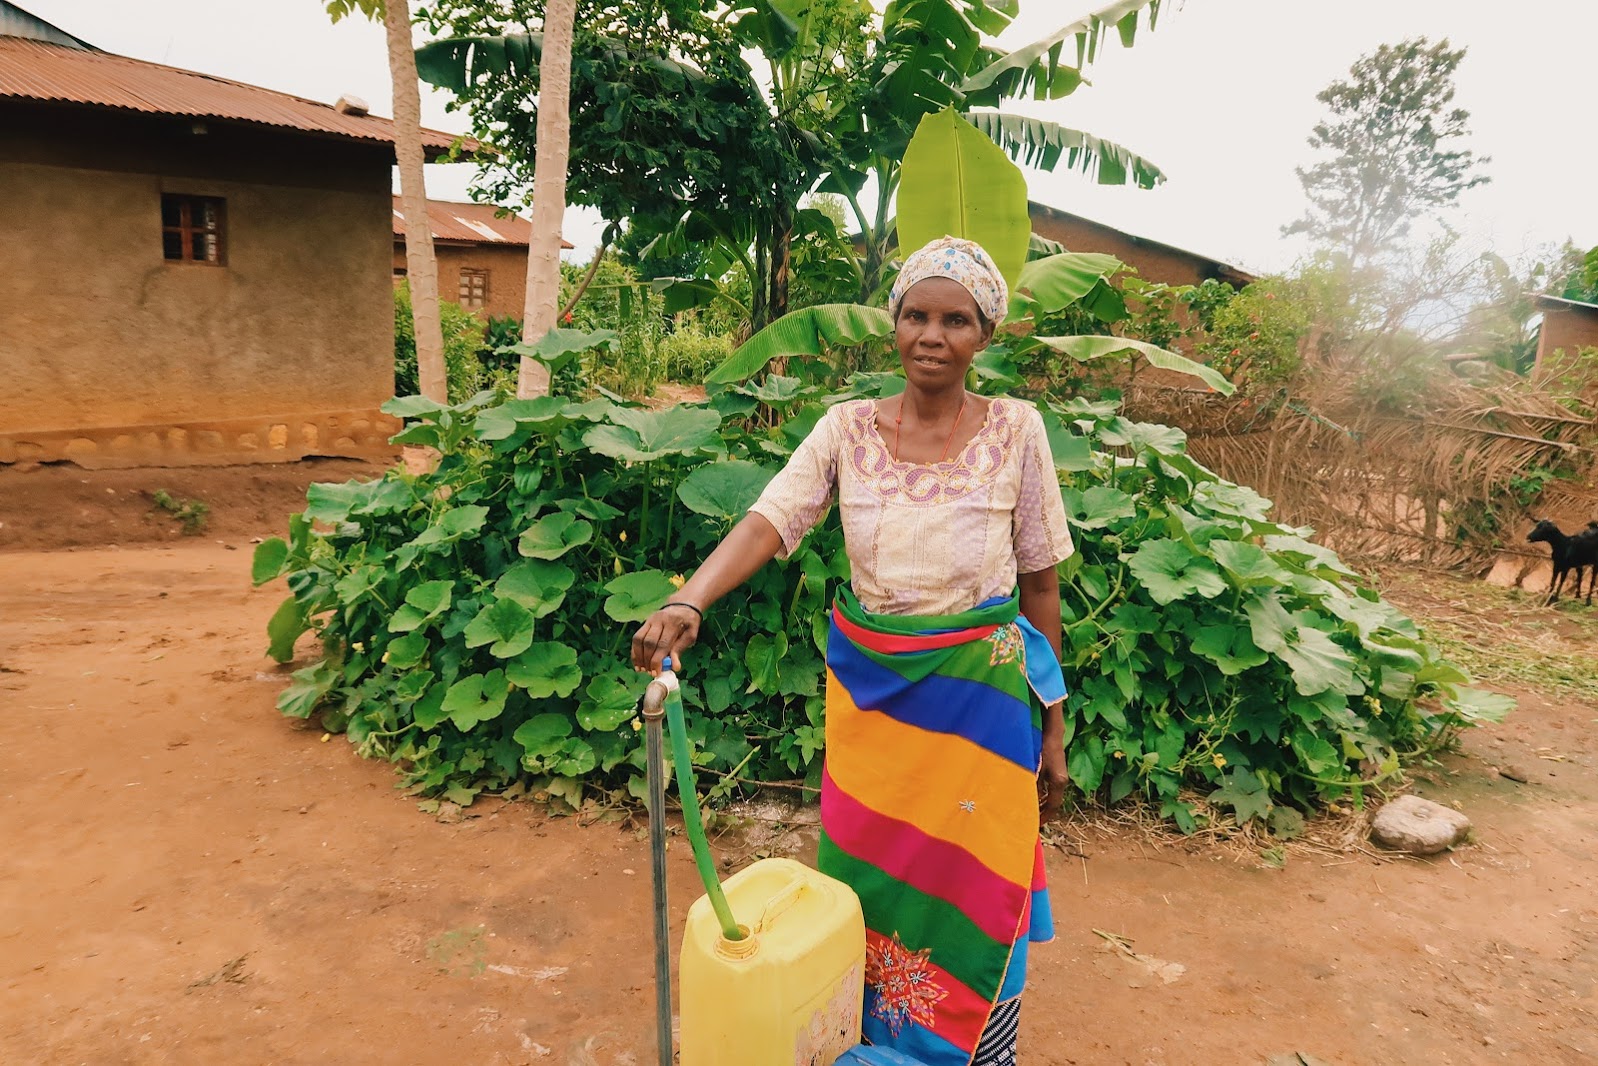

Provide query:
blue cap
left=662, top=656, right=673, bottom=670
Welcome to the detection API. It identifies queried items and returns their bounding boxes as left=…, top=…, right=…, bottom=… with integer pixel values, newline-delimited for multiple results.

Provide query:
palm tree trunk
left=519, top=0, right=578, bottom=399
left=385, top=0, right=447, bottom=402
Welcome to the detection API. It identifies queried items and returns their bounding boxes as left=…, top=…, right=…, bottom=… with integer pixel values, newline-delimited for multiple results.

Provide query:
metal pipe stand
left=640, top=678, right=673, bottom=1066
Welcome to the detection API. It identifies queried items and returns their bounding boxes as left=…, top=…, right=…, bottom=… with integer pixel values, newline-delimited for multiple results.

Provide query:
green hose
left=661, top=663, right=745, bottom=942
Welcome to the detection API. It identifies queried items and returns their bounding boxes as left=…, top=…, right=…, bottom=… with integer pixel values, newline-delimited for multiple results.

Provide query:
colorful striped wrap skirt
left=818, top=587, right=1067, bottom=1066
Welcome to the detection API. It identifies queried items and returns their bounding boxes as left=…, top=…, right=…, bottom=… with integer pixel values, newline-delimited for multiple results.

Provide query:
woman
left=632, top=237, right=1072, bottom=1066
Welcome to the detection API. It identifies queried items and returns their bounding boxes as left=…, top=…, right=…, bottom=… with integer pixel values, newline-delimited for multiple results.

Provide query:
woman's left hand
left=1038, top=717, right=1069, bottom=823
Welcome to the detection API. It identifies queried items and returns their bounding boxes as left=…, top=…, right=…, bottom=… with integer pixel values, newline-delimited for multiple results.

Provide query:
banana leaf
left=1031, top=335, right=1235, bottom=395
left=705, top=304, right=894, bottom=385
left=896, top=108, right=1031, bottom=290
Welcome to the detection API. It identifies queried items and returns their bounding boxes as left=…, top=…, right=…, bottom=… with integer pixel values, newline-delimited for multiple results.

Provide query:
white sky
left=28, top=0, right=1598, bottom=275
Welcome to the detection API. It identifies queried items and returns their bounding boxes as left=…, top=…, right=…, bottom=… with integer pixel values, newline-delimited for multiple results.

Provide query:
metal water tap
left=640, top=676, right=670, bottom=722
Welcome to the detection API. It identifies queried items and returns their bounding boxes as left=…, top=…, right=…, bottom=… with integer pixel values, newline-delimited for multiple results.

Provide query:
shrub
left=557, top=257, right=741, bottom=397
left=256, top=379, right=1507, bottom=827
left=658, top=323, right=734, bottom=384
left=1195, top=277, right=1316, bottom=391
left=479, top=314, right=524, bottom=375
left=1046, top=395, right=1508, bottom=829
left=253, top=381, right=858, bottom=808
left=393, top=283, right=487, bottom=402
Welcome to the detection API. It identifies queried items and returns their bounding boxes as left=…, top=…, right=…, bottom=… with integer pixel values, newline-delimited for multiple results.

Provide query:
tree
left=1556, top=243, right=1598, bottom=303
left=416, top=0, right=1173, bottom=332
left=328, top=0, right=449, bottom=403
left=1451, top=243, right=1598, bottom=373
left=669, top=0, right=1175, bottom=320
left=418, top=0, right=807, bottom=331
left=1286, top=37, right=1490, bottom=270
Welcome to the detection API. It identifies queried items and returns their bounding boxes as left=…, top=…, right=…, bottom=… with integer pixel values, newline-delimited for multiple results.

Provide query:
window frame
left=458, top=267, right=489, bottom=310
left=161, top=194, right=227, bottom=266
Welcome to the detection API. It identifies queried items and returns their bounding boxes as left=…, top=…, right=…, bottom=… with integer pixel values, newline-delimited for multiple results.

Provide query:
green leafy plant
left=151, top=489, right=209, bottom=535
left=658, top=323, right=735, bottom=385
left=394, top=283, right=487, bottom=402
left=705, top=110, right=1230, bottom=397
left=1043, top=396, right=1508, bottom=831
left=1196, top=277, right=1316, bottom=390
left=418, top=0, right=1176, bottom=331
left=555, top=256, right=734, bottom=398
left=256, top=375, right=1507, bottom=829
left=254, top=381, right=868, bottom=809
left=479, top=313, right=524, bottom=375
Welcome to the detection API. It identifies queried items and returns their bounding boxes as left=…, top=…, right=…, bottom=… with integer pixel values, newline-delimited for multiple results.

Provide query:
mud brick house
left=0, top=3, right=463, bottom=468
left=1027, top=200, right=1255, bottom=389
left=393, top=197, right=572, bottom=322
left=1029, top=200, right=1255, bottom=291
left=1533, top=295, right=1598, bottom=373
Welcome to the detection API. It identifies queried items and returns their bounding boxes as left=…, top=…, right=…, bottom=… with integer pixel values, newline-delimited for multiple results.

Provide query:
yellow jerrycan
left=679, top=856, right=865, bottom=1066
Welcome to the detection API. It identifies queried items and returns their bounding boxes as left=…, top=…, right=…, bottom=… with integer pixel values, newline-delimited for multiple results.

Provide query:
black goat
left=1527, top=519, right=1598, bottom=604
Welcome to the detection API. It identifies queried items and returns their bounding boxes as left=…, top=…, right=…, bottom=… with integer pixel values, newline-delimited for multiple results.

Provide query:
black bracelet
left=664, top=602, right=704, bottom=622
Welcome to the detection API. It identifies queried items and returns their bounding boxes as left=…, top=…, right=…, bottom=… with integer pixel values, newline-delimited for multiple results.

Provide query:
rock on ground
left=1370, top=794, right=1472, bottom=855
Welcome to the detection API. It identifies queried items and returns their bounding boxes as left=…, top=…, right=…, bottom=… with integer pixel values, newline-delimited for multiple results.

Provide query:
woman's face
left=894, top=277, right=995, bottom=391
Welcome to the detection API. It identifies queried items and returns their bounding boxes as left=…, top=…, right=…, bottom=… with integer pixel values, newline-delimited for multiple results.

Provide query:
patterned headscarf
left=890, top=236, right=1009, bottom=324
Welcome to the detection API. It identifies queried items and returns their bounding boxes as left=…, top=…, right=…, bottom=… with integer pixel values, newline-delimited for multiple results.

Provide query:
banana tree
left=648, top=0, right=1180, bottom=322
left=706, top=108, right=1234, bottom=396
left=415, top=0, right=1177, bottom=334
left=827, top=0, right=1176, bottom=304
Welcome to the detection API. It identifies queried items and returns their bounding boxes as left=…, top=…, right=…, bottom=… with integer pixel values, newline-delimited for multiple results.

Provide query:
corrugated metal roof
left=0, top=36, right=464, bottom=155
left=1536, top=293, right=1598, bottom=314
left=393, top=196, right=572, bottom=249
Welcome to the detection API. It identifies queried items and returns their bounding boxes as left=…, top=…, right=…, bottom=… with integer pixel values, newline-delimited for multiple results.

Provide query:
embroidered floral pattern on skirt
left=865, top=933, right=948, bottom=1037
left=986, top=623, right=1023, bottom=667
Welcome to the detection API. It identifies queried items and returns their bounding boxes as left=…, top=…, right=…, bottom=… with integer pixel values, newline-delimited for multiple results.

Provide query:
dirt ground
left=2, top=462, right=1596, bottom=1066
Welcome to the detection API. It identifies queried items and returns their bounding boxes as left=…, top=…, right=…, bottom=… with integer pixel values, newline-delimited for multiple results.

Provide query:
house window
left=459, top=268, right=488, bottom=309
left=161, top=194, right=225, bottom=265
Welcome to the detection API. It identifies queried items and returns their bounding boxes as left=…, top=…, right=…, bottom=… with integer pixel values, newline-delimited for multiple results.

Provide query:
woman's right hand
left=631, top=603, right=703, bottom=674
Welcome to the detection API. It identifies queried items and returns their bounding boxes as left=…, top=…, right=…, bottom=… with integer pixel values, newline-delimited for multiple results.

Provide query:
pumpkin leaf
left=442, top=670, right=509, bottom=730
left=266, top=596, right=308, bottom=664
left=252, top=538, right=290, bottom=585
left=1126, top=539, right=1227, bottom=605
left=494, top=559, right=576, bottom=618
left=408, top=505, right=489, bottom=549
left=518, top=512, right=594, bottom=560
left=463, top=598, right=536, bottom=659
left=603, top=571, right=679, bottom=624
left=582, top=406, right=723, bottom=462
left=676, top=460, right=776, bottom=521
left=384, top=632, right=431, bottom=670
left=505, top=642, right=583, bottom=699
left=388, top=580, right=453, bottom=633
left=577, top=671, right=640, bottom=731
left=513, top=712, right=573, bottom=759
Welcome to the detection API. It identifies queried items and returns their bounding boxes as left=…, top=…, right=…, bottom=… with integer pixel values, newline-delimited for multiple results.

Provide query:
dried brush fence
left=1120, top=367, right=1598, bottom=578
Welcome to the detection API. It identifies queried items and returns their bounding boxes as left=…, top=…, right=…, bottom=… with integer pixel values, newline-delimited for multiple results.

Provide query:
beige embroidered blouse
left=748, top=397, right=1074, bottom=616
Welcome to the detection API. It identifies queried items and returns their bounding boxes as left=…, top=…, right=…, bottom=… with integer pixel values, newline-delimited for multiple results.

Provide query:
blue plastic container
left=835, top=1047, right=928, bottom=1065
